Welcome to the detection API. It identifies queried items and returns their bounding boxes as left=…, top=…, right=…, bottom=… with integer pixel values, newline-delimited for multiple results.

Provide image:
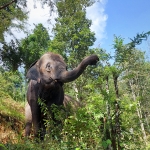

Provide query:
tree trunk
left=113, top=74, right=122, bottom=150
left=129, top=80, right=147, bottom=146
left=73, top=82, right=79, bottom=101
left=105, top=76, right=116, bottom=150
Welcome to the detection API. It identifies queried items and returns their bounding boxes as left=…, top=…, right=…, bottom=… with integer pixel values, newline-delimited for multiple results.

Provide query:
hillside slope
left=0, top=97, right=25, bottom=144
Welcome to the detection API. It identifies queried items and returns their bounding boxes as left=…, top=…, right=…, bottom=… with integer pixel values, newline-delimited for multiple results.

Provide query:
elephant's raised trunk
left=59, top=54, right=99, bottom=83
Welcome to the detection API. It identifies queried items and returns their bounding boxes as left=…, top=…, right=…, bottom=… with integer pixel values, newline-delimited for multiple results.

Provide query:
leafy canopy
left=0, top=0, right=28, bottom=42
left=20, top=23, right=51, bottom=70
left=0, top=39, right=22, bottom=71
left=49, top=0, right=96, bottom=66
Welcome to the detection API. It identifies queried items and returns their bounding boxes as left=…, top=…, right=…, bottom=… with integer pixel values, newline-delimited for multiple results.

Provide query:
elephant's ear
left=26, top=60, right=40, bottom=82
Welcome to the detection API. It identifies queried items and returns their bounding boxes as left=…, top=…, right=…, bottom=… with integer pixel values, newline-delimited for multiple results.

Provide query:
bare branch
left=0, top=0, right=16, bottom=10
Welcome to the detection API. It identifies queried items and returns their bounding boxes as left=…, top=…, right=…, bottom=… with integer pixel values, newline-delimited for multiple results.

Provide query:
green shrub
left=0, top=70, right=26, bottom=102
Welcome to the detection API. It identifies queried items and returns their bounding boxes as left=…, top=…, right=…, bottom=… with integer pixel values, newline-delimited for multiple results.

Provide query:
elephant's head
left=26, top=52, right=99, bottom=86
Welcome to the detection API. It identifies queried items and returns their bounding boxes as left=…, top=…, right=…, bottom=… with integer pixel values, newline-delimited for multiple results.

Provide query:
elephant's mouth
left=42, top=77, right=63, bottom=87
left=48, top=76, right=64, bottom=86
left=55, top=80, right=64, bottom=86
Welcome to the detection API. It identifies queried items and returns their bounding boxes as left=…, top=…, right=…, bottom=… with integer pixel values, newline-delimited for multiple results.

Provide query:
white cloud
left=5, top=0, right=108, bottom=46
left=86, top=0, right=108, bottom=47
left=26, top=0, right=56, bottom=31
left=4, top=0, right=56, bottom=41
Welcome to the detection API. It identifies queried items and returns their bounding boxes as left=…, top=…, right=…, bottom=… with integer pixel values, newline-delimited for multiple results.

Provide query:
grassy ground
left=0, top=97, right=25, bottom=144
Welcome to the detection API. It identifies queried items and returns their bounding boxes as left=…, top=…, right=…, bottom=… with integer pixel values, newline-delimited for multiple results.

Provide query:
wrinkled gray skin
left=25, top=52, right=99, bottom=139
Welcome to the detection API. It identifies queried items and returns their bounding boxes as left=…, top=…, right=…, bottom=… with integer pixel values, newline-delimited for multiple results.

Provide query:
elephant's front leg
left=27, top=80, right=42, bottom=139
left=40, top=114, right=46, bottom=140
left=30, top=100, right=41, bottom=139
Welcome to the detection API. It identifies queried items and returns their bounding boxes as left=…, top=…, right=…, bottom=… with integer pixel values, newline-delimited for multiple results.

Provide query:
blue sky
left=101, top=0, right=150, bottom=56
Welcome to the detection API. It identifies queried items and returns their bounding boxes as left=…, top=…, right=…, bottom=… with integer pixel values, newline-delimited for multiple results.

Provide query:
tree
left=85, top=36, right=150, bottom=149
left=0, top=0, right=28, bottom=42
left=112, top=36, right=150, bottom=148
left=0, top=39, right=22, bottom=71
left=20, top=23, right=51, bottom=71
left=49, top=0, right=96, bottom=65
left=0, top=24, right=51, bottom=72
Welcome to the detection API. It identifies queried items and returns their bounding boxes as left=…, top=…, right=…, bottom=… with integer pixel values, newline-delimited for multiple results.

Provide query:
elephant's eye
left=46, top=63, right=51, bottom=72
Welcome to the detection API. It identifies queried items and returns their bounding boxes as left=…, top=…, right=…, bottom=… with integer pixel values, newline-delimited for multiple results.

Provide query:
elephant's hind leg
left=25, top=102, right=32, bottom=136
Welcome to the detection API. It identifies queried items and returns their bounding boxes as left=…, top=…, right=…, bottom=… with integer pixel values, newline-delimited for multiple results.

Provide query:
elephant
left=25, top=52, right=99, bottom=139
left=25, top=95, right=81, bottom=137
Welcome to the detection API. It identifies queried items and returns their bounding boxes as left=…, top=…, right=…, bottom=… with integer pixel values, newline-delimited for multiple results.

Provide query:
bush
left=0, top=70, right=25, bottom=102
